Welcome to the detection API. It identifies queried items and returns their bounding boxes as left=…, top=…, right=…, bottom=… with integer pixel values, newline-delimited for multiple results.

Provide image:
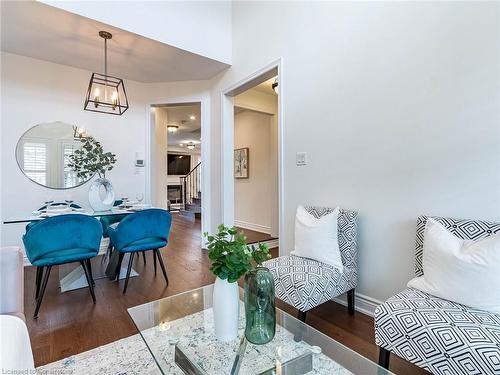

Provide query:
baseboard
left=333, top=291, right=382, bottom=317
left=234, top=220, right=271, bottom=235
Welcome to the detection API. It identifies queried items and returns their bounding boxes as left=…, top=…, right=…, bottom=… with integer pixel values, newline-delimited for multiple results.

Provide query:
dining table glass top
left=3, top=205, right=152, bottom=224
left=128, top=284, right=393, bottom=375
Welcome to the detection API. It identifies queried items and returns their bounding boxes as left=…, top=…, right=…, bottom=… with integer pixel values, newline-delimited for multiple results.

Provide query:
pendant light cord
left=104, top=37, right=107, bottom=78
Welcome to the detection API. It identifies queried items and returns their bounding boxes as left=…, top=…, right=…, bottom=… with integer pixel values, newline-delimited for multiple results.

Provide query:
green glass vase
left=244, top=266, right=276, bottom=345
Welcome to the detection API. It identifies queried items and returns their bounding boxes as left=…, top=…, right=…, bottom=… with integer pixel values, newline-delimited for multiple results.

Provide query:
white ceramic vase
left=88, top=177, right=115, bottom=211
left=212, top=277, right=240, bottom=341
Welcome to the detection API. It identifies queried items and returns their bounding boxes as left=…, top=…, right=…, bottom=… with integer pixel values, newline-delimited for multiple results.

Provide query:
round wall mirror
left=15, top=121, right=94, bottom=189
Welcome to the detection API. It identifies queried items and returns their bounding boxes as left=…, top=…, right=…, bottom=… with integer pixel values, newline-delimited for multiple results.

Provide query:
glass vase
left=244, top=266, right=276, bottom=345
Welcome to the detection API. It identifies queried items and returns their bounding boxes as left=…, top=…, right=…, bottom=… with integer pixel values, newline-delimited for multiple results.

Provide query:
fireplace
left=167, top=185, right=182, bottom=204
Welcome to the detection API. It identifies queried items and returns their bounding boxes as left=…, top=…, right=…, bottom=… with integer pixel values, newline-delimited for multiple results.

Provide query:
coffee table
left=128, top=284, right=392, bottom=375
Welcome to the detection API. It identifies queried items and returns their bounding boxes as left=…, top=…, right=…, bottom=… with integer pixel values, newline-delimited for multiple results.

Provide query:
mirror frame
left=15, top=121, right=95, bottom=190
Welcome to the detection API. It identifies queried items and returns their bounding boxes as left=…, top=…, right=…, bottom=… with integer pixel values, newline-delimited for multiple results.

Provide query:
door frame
left=145, top=97, right=210, bottom=247
left=220, top=58, right=284, bottom=252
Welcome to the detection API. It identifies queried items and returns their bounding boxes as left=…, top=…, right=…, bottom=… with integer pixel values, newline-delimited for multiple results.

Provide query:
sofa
left=0, top=246, right=35, bottom=370
left=375, top=216, right=500, bottom=374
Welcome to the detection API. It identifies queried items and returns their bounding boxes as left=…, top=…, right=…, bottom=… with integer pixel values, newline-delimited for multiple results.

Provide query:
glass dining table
left=3, top=206, right=152, bottom=292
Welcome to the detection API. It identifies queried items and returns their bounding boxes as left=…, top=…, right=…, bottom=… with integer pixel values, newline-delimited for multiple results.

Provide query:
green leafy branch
left=204, top=224, right=271, bottom=283
left=67, top=137, right=117, bottom=180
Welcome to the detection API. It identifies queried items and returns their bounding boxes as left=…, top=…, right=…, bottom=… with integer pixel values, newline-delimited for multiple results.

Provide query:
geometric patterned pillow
left=415, top=215, right=500, bottom=277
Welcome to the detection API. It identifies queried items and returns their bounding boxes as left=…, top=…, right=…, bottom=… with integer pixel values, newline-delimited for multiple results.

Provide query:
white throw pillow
left=291, top=206, right=343, bottom=271
left=408, top=218, right=500, bottom=313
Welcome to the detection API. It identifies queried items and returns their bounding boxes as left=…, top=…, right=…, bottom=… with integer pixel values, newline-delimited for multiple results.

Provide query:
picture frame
left=234, top=147, right=249, bottom=179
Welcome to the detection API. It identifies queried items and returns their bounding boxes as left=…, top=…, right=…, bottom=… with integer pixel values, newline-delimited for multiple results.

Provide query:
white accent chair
left=0, top=246, right=35, bottom=371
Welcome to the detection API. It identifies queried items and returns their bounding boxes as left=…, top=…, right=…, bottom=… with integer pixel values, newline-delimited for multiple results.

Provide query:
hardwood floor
left=24, top=213, right=427, bottom=374
left=236, top=227, right=277, bottom=244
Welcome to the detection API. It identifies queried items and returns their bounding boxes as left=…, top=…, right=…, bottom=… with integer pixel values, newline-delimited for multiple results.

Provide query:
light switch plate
left=296, top=152, right=307, bottom=166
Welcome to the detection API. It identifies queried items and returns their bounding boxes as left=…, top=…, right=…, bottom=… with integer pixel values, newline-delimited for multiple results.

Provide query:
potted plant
left=68, top=137, right=117, bottom=211
left=204, top=225, right=270, bottom=341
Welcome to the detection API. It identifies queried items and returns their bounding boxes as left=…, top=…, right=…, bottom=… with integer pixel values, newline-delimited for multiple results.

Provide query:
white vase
left=212, top=277, right=240, bottom=341
left=88, top=178, right=115, bottom=211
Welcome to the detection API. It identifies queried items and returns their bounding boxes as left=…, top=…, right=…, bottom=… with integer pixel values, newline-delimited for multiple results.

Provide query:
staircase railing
left=180, top=162, right=201, bottom=210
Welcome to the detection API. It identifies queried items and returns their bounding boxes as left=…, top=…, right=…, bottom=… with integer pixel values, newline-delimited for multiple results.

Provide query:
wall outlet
left=296, top=152, right=307, bottom=166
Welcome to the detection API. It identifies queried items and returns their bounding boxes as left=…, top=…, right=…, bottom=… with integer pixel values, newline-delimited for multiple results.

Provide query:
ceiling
left=252, top=77, right=278, bottom=96
left=156, top=104, right=201, bottom=148
left=0, top=1, right=229, bottom=83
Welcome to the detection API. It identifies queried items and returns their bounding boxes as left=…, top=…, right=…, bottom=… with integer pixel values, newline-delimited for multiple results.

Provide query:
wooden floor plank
left=24, top=213, right=427, bottom=374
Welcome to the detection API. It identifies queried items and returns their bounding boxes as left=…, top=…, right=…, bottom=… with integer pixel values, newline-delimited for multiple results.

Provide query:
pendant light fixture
left=84, top=31, right=129, bottom=115
left=167, top=124, right=179, bottom=133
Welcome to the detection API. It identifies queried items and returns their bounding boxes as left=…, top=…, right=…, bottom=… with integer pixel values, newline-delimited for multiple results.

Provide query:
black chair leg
left=102, top=242, right=113, bottom=264
left=347, top=288, right=355, bottom=315
left=81, top=261, right=96, bottom=303
left=378, top=347, right=390, bottom=369
left=35, top=266, right=43, bottom=300
left=142, top=251, right=146, bottom=264
left=86, top=259, right=95, bottom=286
left=155, top=249, right=169, bottom=286
left=153, top=250, right=157, bottom=275
left=115, top=252, right=125, bottom=281
left=34, top=265, right=52, bottom=319
left=123, top=253, right=134, bottom=294
left=297, top=310, right=307, bottom=323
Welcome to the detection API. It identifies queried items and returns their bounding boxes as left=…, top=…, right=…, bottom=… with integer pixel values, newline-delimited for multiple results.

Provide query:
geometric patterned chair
left=375, top=215, right=500, bottom=374
left=263, top=206, right=358, bottom=322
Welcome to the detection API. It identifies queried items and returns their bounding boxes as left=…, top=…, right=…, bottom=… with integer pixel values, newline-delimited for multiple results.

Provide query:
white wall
left=152, top=107, right=168, bottom=208
left=210, top=2, right=500, bottom=304
left=234, top=110, right=273, bottom=234
left=40, top=0, right=232, bottom=64
left=0, top=52, right=212, bottom=247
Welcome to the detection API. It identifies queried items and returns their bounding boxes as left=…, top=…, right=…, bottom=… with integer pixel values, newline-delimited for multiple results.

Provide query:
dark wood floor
left=236, top=227, right=277, bottom=244
left=24, top=213, right=427, bottom=374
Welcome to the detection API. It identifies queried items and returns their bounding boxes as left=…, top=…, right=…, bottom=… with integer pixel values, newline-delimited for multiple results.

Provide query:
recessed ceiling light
left=179, top=143, right=184, bottom=146
left=189, top=115, right=196, bottom=120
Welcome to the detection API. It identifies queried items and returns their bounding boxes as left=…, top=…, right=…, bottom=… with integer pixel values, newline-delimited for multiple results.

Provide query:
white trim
left=220, top=58, right=284, bottom=255
left=234, top=219, right=271, bottom=234
left=145, top=97, right=210, bottom=248
left=332, top=292, right=382, bottom=317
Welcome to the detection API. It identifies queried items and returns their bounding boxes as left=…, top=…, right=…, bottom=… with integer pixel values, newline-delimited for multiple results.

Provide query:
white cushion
left=408, top=218, right=500, bottom=313
left=0, top=315, right=34, bottom=370
left=291, top=205, right=343, bottom=271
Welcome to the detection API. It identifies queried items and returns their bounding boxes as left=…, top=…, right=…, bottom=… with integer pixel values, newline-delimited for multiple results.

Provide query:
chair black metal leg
left=155, top=249, right=169, bottom=286
left=34, top=265, right=52, bottom=319
left=80, top=261, right=96, bottom=303
left=115, top=252, right=125, bottom=281
left=378, top=347, right=390, bottom=369
left=86, top=259, right=95, bottom=286
left=153, top=250, right=157, bottom=275
left=123, top=253, right=134, bottom=294
left=35, top=266, right=43, bottom=300
left=142, top=251, right=146, bottom=264
left=347, top=288, right=355, bottom=315
left=297, top=310, right=307, bottom=323
left=102, top=242, right=113, bottom=264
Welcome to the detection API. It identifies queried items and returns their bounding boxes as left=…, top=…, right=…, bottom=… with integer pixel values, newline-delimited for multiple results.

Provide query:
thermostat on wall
left=135, top=152, right=144, bottom=167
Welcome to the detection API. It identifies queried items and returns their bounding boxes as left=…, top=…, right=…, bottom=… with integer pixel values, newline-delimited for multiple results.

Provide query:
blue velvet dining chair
left=23, top=214, right=102, bottom=318
left=108, top=209, right=172, bottom=294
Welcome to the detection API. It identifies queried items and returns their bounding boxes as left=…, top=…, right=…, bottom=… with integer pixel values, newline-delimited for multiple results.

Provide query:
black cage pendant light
left=84, top=31, right=129, bottom=115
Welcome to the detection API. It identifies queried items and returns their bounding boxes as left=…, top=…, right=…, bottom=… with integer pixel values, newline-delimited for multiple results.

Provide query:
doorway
left=149, top=101, right=206, bottom=245
left=221, top=61, right=282, bottom=250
